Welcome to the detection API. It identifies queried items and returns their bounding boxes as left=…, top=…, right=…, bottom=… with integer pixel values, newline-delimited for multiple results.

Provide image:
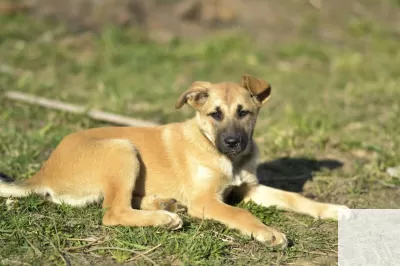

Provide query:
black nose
left=224, top=136, right=241, bottom=148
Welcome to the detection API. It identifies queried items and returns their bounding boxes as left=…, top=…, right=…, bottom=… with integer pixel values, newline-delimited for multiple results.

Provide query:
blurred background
left=2, top=0, right=400, bottom=44
left=0, top=0, right=399, bottom=265
left=1, top=0, right=399, bottom=123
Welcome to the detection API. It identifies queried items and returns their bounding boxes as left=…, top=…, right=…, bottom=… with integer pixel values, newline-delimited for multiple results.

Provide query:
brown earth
left=1, top=0, right=400, bottom=44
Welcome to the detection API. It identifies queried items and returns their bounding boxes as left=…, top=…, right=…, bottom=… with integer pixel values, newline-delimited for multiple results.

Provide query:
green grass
left=1, top=13, right=400, bottom=265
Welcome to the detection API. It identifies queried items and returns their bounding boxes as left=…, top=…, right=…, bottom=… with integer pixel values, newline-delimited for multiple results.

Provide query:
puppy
left=0, top=74, right=348, bottom=247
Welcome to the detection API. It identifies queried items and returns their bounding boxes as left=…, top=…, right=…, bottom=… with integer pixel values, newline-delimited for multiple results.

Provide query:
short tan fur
left=0, top=74, right=348, bottom=247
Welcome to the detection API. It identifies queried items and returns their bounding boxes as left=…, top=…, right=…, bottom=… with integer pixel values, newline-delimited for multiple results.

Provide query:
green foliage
left=1, top=12, right=399, bottom=265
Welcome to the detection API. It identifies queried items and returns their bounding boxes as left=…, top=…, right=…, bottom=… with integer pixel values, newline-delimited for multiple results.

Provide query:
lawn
left=0, top=11, right=400, bottom=266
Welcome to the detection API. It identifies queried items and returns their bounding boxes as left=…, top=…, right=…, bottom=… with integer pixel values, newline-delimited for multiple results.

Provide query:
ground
left=0, top=1, right=400, bottom=265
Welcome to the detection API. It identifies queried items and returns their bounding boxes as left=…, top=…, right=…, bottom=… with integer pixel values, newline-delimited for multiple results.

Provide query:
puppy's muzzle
left=219, top=134, right=248, bottom=155
left=224, top=136, right=241, bottom=149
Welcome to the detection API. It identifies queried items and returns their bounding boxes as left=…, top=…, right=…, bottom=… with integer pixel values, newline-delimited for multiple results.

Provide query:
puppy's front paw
left=319, top=204, right=350, bottom=220
left=159, top=211, right=183, bottom=230
left=253, top=227, right=288, bottom=248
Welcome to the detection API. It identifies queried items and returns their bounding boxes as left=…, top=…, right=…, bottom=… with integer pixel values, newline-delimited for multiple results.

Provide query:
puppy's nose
left=224, top=136, right=241, bottom=148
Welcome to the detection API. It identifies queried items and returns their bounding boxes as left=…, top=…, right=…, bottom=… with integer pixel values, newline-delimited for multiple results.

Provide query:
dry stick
left=4, top=91, right=160, bottom=127
left=126, top=243, right=162, bottom=262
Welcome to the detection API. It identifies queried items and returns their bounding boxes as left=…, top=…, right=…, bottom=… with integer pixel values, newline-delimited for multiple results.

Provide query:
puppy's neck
left=183, top=118, right=220, bottom=155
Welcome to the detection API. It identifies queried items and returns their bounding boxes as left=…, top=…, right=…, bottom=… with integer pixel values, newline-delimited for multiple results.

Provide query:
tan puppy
left=0, top=74, right=348, bottom=247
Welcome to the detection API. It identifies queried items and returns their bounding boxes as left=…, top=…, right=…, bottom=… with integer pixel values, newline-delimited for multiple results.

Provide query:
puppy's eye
left=238, top=110, right=250, bottom=118
left=209, top=110, right=222, bottom=121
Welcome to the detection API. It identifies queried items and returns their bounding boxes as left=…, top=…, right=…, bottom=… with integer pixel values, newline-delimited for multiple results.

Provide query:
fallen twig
left=126, top=243, right=162, bottom=262
left=0, top=3, right=29, bottom=16
left=64, top=236, right=107, bottom=252
left=4, top=91, right=159, bottom=127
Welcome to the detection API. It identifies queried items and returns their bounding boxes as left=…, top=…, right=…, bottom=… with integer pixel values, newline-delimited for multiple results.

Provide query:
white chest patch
left=194, top=157, right=234, bottom=184
left=196, top=165, right=215, bottom=180
left=231, top=173, right=244, bottom=186
left=194, top=156, right=257, bottom=192
left=219, top=157, right=249, bottom=186
left=219, top=157, right=233, bottom=177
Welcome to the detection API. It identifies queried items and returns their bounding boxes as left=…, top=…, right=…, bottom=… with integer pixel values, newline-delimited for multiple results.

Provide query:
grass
left=0, top=12, right=400, bottom=265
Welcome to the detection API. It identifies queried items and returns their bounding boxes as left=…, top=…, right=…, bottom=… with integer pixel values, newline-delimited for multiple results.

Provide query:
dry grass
left=0, top=5, right=399, bottom=265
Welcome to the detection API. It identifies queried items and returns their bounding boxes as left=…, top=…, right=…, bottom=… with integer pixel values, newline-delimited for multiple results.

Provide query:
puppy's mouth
left=224, top=149, right=244, bottom=156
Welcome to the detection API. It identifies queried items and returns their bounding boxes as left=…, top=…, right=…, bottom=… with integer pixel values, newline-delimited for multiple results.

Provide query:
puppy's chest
left=230, top=171, right=246, bottom=186
left=217, top=157, right=255, bottom=186
left=193, top=156, right=257, bottom=191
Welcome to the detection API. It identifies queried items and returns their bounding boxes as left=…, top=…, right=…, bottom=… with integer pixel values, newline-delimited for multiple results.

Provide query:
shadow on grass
left=257, top=157, right=343, bottom=193
left=225, top=157, right=343, bottom=205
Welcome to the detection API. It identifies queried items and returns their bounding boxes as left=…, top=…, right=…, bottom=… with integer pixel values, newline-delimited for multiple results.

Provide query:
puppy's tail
left=0, top=172, right=36, bottom=198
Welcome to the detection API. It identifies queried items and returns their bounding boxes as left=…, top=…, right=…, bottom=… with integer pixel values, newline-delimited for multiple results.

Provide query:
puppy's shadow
left=226, top=157, right=343, bottom=205
left=256, top=157, right=343, bottom=192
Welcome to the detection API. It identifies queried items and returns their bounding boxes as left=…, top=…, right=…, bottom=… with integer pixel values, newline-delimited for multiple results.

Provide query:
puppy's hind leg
left=100, top=140, right=183, bottom=230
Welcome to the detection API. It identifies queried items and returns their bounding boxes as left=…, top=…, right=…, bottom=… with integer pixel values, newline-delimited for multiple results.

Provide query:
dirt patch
left=1, top=0, right=400, bottom=44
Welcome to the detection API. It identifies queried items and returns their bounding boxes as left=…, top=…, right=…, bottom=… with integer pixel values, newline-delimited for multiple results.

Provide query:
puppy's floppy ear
left=241, top=74, right=271, bottom=106
left=175, top=81, right=211, bottom=109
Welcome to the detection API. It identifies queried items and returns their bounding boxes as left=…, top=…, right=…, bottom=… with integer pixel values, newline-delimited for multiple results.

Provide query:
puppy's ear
left=175, top=81, right=211, bottom=109
left=241, top=74, right=271, bottom=106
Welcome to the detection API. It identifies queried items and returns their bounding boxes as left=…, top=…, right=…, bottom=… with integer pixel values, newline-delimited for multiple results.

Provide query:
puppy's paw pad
left=156, top=198, right=187, bottom=213
left=174, top=203, right=188, bottom=213
left=254, top=228, right=288, bottom=248
left=164, top=212, right=183, bottom=230
left=271, top=232, right=288, bottom=249
left=158, top=198, right=176, bottom=210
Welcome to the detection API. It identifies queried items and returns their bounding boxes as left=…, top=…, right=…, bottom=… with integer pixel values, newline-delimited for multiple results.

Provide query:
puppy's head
left=175, top=74, right=271, bottom=157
